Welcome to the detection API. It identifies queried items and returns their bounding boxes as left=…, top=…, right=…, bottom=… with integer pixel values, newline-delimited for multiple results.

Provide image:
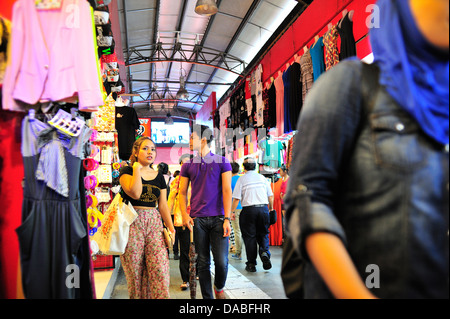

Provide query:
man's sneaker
left=231, top=253, right=242, bottom=260
left=245, top=263, right=256, bottom=272
left=174, top=253, right=180, bottom=260
left=261, top=252, right=272, bottom=270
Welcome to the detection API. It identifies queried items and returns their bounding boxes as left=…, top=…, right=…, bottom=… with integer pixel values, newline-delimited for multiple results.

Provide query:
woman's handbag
left=269, top=209, right=277, bottom=225
left=163, top=227, right=173, bottom=248
left=91, top=192, right=138, bottom=255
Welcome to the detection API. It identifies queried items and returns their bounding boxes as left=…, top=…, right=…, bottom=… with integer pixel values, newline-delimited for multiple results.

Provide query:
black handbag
left=269, top=209, right=277, bottom=225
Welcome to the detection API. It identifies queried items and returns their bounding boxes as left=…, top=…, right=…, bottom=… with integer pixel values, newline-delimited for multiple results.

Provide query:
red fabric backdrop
left=0, top=0, right=24, bottom=300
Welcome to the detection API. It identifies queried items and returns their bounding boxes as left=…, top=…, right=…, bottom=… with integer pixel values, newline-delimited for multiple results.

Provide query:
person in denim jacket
left=284, top=0, right=449, bottom=299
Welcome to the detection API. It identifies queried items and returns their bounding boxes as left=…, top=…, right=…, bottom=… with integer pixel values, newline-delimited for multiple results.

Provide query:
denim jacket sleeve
left=285, top=60, right=364, bottom=260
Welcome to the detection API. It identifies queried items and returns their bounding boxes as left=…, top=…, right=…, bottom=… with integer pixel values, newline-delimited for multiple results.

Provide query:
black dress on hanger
left=115, top=105, right=140, bottom=161
left=288, top=62, right=302, bottom=132
left=337, top=12, right=357, bottom=60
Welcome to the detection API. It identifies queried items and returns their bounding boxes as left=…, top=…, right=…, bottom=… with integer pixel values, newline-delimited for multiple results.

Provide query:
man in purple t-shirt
left=179, top=124, right=232, bottom=299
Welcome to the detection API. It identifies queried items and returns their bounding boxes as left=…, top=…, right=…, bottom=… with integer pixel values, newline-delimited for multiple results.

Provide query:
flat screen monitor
left=151, top=120, right=190, bottom=146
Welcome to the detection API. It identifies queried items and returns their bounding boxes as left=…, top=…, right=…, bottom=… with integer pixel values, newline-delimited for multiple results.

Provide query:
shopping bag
left=92, top=193, right=138, bottom=255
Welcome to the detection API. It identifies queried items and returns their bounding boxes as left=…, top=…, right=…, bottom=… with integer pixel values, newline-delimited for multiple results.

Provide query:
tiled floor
left=93, top=246, right=287, bottom=299
left=93, top=269, right=114, bottom=299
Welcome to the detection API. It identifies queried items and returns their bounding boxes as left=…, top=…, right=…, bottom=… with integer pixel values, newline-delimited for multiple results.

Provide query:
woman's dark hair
left=129, top=137, right=156, bottom=167
left=157, top=162, right=169, bottom=175
left=280, top=164, right=288, bottom=174
left=231, top=162, right=240, bottom=174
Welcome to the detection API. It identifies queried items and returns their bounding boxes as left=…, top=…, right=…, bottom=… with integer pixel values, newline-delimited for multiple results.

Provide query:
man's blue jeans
left=193, top=216, right=229, bottom=299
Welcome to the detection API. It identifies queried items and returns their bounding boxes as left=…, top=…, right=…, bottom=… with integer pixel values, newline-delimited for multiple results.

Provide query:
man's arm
left=268, top=195, right=274, bottom=211
left=221, top=171, right=232, bottom=237
left=231, top=198, right=240, bottom=213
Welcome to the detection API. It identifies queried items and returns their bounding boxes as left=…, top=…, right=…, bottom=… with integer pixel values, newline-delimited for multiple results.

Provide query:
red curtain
left=0, top=110, right=25, bottom=299
left=0, top=0, right=24, bottom=299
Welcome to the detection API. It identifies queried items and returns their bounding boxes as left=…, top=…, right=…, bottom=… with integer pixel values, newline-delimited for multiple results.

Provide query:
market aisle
left=101, top=246, right=287, bottom=299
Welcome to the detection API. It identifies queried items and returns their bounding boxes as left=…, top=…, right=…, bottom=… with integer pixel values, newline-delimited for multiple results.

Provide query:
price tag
left=35, top=0, right=62, bottom=10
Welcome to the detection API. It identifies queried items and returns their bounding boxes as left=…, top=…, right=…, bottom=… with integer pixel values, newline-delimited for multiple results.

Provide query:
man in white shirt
left=231, top=157, right=274, bottom=272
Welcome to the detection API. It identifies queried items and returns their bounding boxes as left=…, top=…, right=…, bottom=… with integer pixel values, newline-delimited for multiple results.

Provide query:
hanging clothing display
left=299, top=50, right=314, bottom=104
left=282, top=62, right=302, bottom=134
left=323, top=25, right=340, bottom=71
left=18, top=115, right=94, bottom=299
left=0, top=17, right=11, bottom=84
left=337, top=11, right=357, bottom=60
left=261, top=138, right=285, bottom=169
left=267, top=82, right=277, bottom=129
left=254, top=64, right=264, bottom=127
left=282, top=66, right=292, bottom=133
left=2, top=0, right=103, bottom=112
left=219, top=99, right=230, bottom=149
left=285, top=134, right=296, bottom=170
left=115, top=105, right=139, bottom=161
left=274, top=73, right=285, bottom=136
left=262, top=87, right=270, bottom=128
left=269, top=178, right=283, bottom=246
left=310, top=37, right=326, bottom=81
left=288, top=62, right=302, bottom=131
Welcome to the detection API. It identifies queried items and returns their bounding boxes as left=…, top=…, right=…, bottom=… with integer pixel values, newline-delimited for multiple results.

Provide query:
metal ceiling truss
left=126, top=41, right=247, bottom=76
left=191, top=0, right=263, bottom=110
left=134, top=104, right=195, bottom=121
left=129, top=87, right=209, bottom=106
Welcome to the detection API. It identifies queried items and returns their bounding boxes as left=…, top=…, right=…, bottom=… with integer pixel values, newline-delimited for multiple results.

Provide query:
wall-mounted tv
left=151, top=120, right=190, bottom=146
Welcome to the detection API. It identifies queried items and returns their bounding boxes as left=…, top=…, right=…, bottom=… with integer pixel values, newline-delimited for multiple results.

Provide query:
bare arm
left=158, top=189, right=175, bottom=235
left=119, top=162, right=143, bottom=200
left=268, top=195, right=274, bottom=211
left=231, top=198, right=240, bottom=213
left=221, top=171, right=232, bottom=237
left=167, top=178, right=178, bottom=213
left=178, top=176, right=193, bottom=231
left=305, top=232, right=378, bottom=299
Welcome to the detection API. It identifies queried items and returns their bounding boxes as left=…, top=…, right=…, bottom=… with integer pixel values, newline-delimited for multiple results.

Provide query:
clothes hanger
left=339, top=9, right=354, bottom=27
left=348, top=10, right=355, bottom=22
left=29, top=109, right=36, bottom=120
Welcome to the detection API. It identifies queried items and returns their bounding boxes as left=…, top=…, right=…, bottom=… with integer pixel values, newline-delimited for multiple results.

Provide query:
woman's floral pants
left=120, top=208, right=170, bottom=299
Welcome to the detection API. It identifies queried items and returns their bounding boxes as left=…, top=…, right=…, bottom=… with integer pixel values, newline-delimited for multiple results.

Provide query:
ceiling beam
left=149, top=0, right=161, bottom=94
left=193, top=0, right=263, bottom=109
left=165, top=0, right=189, bottom=80
left=121, top=0, right=132, bottom=95
left=185, top=0, right=223, bottom=94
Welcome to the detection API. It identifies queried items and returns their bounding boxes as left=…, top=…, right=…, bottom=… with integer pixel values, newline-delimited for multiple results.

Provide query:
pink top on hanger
left=2, top=0, right=103, bottom=112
